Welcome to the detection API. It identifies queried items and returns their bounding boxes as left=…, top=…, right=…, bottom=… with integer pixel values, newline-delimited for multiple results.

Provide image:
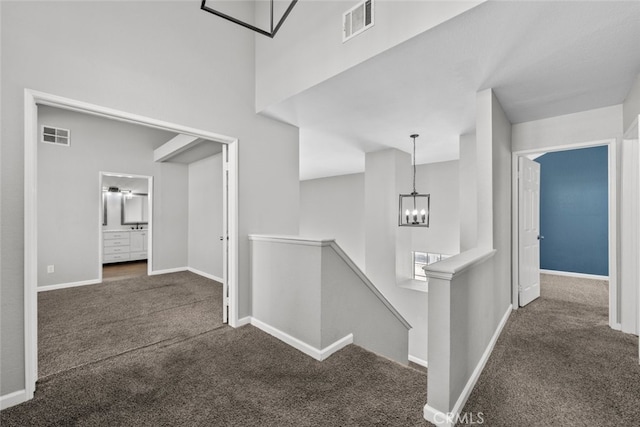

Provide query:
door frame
left=99, top=172, right=154, bottom=280
left=23, top=88, right=240, bottom=400
left=511, top=138, right=618, bottom=330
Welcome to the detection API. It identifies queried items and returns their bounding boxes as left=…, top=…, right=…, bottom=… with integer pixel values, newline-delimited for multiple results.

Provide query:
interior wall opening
left=25, top=89, right=239, bottom=399
left=101, top=173, right=152, bottom=282
left=512, top=140, right=617, bottom=328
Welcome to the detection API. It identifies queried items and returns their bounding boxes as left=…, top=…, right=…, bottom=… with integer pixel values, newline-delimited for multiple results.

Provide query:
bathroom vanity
left=103, top=230, right=148, bottom=263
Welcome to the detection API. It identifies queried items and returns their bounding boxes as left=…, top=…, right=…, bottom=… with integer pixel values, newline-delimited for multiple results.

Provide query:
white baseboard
left=408, top=354, right=428, bottom=368
left=250, top=317, right=353, bottom=361
left=37, top=278, right=101, bottom=292
left=149, top=267, right=188, bottom=276
left=424, top=304, right=512, bottom=426
left=319, top=334, right=354, bottom=360
left=187, top=267, right=223, bottom=283
left=1, top=389, right=29, bottom=410
left=540, top=269, right=608, bottom=281
left=424, top=404, right=454, bottom=427
left=235, top=316, right=252, bottom=327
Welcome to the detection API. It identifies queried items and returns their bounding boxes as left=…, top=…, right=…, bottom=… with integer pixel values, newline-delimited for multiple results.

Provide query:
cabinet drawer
left=104, top=232, right=129, bottom=240
left=104, top=238, right=130, bottom=247
left=130, top=251, right=147, bottom=260
left=104, top=246, right=130, bottom=255
left=103, top=253, right=130, bottom=263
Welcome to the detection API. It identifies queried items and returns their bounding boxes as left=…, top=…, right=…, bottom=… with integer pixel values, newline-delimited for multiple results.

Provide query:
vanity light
left=398, top=134, right=430, bottom=227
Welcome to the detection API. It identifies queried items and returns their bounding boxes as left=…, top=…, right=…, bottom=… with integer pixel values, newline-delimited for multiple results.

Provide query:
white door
left=519, top=156, right=541, bottom=307
left=222, top=145, right=229, bottom=324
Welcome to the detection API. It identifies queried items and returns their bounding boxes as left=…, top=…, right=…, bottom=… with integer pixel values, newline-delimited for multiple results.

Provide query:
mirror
left=122, top=193, right=149, bottom=224
left=102, top=192, right=107, bottom=226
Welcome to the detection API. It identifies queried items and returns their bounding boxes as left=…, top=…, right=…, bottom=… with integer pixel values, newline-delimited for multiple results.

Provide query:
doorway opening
left=511, top=139, right=617, bottom=328
left=24, top=89, right=239, bottom=400
left=100, top=172, right=153, bottom=282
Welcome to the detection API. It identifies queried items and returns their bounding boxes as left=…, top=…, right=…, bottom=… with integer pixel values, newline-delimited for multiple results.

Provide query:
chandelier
left=398, top=134, right=430, bottom=227
left=200, top=0, right=299, bottom=38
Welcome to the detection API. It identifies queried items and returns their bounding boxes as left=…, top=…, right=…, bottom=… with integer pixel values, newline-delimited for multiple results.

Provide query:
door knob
left=537, top=235, right=544, bottom=240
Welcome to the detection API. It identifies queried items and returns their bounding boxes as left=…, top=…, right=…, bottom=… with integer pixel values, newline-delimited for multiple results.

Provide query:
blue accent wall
left=537, top=146, right=608, bottom=276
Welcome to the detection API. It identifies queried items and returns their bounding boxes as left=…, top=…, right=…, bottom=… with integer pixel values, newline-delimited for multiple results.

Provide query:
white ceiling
left=261, top=1, right=640, bottom=181
left=161, top=139, right=224, bottom=164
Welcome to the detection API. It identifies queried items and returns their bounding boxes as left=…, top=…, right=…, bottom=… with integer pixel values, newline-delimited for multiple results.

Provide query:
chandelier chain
left=412, top=134, right=417, bottom=195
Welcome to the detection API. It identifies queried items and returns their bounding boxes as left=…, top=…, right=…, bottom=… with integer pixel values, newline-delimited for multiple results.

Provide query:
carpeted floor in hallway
left=459, top=274, right=640, bottom=426
left=2, top=271, right=430, bottom=426
left=9, top=271, right=635, bottom=426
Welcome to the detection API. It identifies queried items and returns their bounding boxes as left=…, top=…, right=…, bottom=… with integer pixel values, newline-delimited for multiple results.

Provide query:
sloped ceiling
left=261, top=1, right=640, bottom=180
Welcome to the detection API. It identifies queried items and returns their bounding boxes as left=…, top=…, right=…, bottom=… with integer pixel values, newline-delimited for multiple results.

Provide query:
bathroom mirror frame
left=121, top=192, right=149, bottom=225
left=102, top=192, right=107, bottom=226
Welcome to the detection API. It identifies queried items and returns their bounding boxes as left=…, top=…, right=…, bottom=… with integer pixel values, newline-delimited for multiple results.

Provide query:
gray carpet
left=38, top=271, right=223, bottom=378
left=459, top=274, right=640, bottom=426
left=2, top=326, right=429, bottom=426
left=9, top=272, right=633, bottom=426
left=3, top=271, right=430, bottom=426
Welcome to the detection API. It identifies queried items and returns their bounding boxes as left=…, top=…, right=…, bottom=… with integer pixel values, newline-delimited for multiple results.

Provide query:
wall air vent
left=42, top=125, right=70, bottom=146
left=343, top=0, right=374, bottom=42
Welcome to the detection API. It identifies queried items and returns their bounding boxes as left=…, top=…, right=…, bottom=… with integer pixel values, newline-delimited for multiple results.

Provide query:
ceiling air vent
left=42, top=125, right=70, bottom=146
left=343, top=0, right=374, bottom=42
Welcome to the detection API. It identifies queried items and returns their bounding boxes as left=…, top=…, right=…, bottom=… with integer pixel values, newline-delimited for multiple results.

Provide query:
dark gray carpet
left=38, top=271, right=223, bottom=378
left=459, top=274, right=640, bottom=426
left=2, top=325, right=429, bottom=426
left=3, top=271, right=430, bottom=426
left=13, top=271, right=632, bottom=426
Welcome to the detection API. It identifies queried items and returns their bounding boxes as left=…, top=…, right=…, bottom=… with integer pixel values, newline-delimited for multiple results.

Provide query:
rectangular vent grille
left=343, top=0, right=373, bottom=42
left=42, top=125, right=70, bottom=146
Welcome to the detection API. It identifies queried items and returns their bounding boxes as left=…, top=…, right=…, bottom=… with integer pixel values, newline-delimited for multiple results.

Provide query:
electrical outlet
left=47, top=265, right=55, bottom=273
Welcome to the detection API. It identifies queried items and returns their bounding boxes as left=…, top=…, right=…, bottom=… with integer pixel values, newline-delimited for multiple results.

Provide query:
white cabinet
left=129, top=231, right=148, bottom=261
left=103, top=230, right=148, bottom=264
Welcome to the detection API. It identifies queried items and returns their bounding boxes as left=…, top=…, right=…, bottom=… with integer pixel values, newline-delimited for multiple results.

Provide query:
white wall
left=321, top=244, right=409, bottom=363
left=188, top=154, right=224, bottom=280
left=512, top=104, right=623, bottom=152
left=623, top=74, right=640, bottom=132
left=412, top=160, right=460, bottom=255
left=300, top=173, right=365, bottom=269
left=364, top=149, right=428, bottom=361
left=489, top=90, right=514, bottom=314
left=37, top=106, right=187, bottom=287
left=469, top=88, right=513, bottom=358
left=620, top=138, right=639, bottom=335
left=459, top=133, right=477, bottom=251
left=255, top=0, right=482, bottom=111
left=300, top=161, right=460, bottom=271
left=251, top=239, right=323, bottom=348
left=1, top=1, right=299, bottom=397
left=152, top=163, right=190, bottom=272
left=250, top=236, right=410, bottom=363
left=425, top=90, right=513, bottom=419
